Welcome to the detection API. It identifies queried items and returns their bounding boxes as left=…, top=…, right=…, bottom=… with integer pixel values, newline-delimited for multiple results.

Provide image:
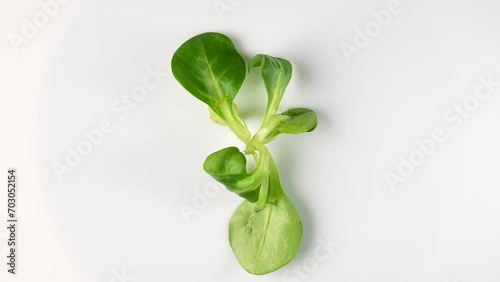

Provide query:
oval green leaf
left=258, top=107, right=318, bottom=143
left=278, top=107, right=318, bottom=134
left=229, top=193, right=303, bottom=275
left=171, top=32, right=246, bottom=115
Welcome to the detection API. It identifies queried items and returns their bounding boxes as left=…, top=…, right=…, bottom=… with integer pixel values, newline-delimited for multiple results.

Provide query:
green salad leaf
left=171, top=32, right=318, bottom=275
left=229, top=193, right=303, bottom=274
left=249, top=54, right=293, bottom=125
left=172, top=32, right=250, bottom=142
left=171, top=32, right=246, bottom=113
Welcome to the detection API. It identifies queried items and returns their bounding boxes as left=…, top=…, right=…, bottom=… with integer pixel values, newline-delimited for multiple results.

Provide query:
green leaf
left=229, top=193, right=303, bottom=275
left=249, top=54, right=292, bottom=122
left=171, top=32, right=246, bottom=116
left=203, top=147, right=247, bottom=176
left=252, top=108, right=318, bottom=144
left=277, top=107, right=318, bottom=134
left=237, top=189, right=261, bottom=203
left=203, top=147, right=268, bottom=201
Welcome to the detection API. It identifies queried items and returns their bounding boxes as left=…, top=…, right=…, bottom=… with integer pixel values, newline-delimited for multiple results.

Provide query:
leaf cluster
left=171, top=32, right=317, bottom=275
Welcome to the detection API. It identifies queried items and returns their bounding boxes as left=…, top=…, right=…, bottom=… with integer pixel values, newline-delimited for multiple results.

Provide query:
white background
left=1, top=0, right=500, bottom=281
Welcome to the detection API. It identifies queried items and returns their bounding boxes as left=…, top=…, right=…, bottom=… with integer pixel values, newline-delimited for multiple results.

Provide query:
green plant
left=171, top=32, right=318, bottom=275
